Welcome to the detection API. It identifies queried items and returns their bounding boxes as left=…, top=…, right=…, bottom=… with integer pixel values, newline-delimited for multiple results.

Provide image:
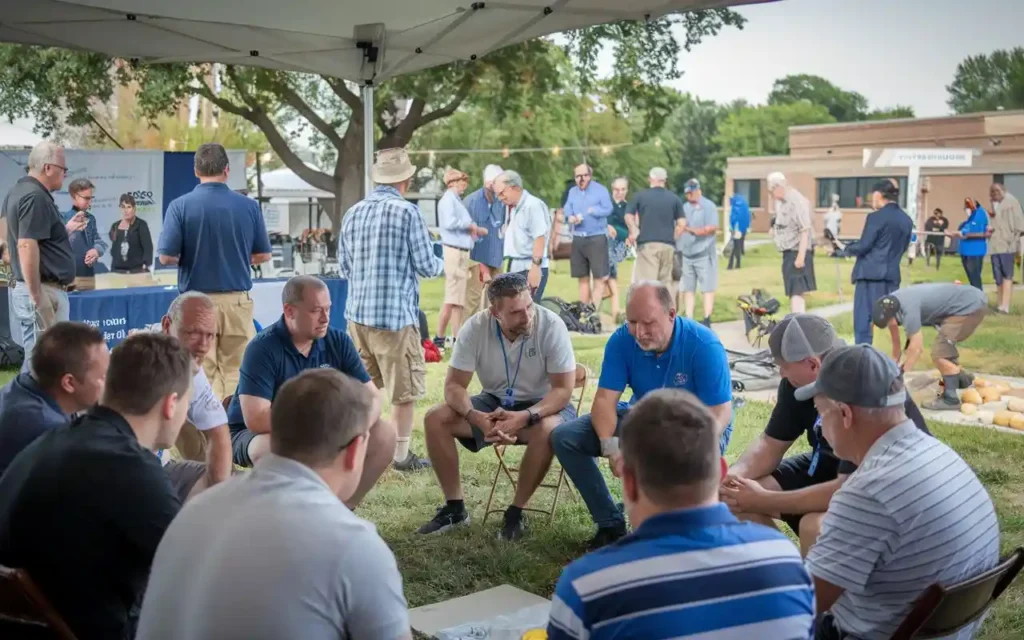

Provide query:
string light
left=551, top=145, right=560, bottom=157
left=406, top=140, right=655, bottom=157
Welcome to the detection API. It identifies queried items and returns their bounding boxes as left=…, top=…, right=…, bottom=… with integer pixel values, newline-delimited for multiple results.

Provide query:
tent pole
left=362, top=82, right=374, bottom=197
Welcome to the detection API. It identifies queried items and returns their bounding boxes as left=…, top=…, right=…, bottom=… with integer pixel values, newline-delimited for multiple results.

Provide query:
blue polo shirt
left=599, top=316, right=732, bottom=408
left=227, top=317, right=370, bottom=431
left=957, top=205, right=989, bottom=257
left=0, top=372, right=69, bottom=477
left=548, top=504, right=815, bottom=640
left=158, top=182, right=272, bottom=293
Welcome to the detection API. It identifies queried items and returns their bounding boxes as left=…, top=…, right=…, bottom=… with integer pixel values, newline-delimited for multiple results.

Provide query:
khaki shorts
left=634, top=243, right=675, bottom=289
left=348, top=322, right=426, bottom=405
left=201, top=291, right=255, bottom=399
left=932, top=308, right=986, bottom=362
left=443, top=246, right=470, bottom=307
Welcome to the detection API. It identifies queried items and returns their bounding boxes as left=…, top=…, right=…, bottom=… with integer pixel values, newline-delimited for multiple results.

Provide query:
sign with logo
left=862, top=148, right=976, bottom=169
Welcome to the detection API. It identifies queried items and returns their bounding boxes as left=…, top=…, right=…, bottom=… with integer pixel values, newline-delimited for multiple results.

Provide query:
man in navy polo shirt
left=552, top=280, right=733, bottom=548
left=226, top=275, right=396, bottom=508
left=0, top=322, right=109, bottom=477
left=158, top=143, right=272, bottom=399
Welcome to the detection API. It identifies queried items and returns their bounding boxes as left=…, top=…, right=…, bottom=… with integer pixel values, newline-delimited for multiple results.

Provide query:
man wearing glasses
left=0, top=140, right=75, bottom=369
left=62, top=178, right=108, bottom=291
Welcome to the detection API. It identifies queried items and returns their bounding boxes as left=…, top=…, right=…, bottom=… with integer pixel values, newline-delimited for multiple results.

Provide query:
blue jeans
left=11, top=283, right=70, bottom=373
left=551, top=403, right=733, bottom=528
left=961, top=255, right=984, bottom=291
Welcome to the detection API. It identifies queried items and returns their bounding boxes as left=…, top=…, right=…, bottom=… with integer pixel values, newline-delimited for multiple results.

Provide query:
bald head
left=162, top=292, right=217, bottom=363
left=626, top=281, right=676, bottom=353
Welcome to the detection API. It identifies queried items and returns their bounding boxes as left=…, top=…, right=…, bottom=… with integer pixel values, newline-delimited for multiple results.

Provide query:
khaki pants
left=174, top=420, right=208, bottom=462
left=465, top=263, right=497, bottom=315
left=348, top=322, right=425, bottom=405
left=443, top=246, right=470, bottom=306
left=202, top=292, right=255, bottom=399
left=932, top=308, right=986, bottom=362
left=634, top=243, right=676, bottom=289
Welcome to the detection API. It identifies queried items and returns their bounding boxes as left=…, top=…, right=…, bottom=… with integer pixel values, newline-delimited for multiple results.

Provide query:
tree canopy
left=947, top=47, right=1024, bottom=113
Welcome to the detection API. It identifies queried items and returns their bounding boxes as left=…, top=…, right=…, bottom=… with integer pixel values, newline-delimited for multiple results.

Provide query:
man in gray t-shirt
left=418, top=273, right=577, bottom=541
left=677, top=179, right=720, bottom=328
left=625, top=167, right=686, bottom=289
left=872, top=283, right=988, bottom=410
left=137, top=369, right=410, bottom=640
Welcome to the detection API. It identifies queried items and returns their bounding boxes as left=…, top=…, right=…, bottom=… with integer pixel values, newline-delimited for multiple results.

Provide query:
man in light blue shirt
left=564, top=164, right=613, bottom=306
left=435, top=168, right=485, bottom=346
left=496, top=170, right=550, bottom=301
left=678, top=179, right=720, bottom=328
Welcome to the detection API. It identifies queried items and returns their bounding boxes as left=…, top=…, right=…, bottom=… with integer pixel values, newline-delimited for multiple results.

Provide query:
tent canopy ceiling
left=0, top=1, right=772, bottom=82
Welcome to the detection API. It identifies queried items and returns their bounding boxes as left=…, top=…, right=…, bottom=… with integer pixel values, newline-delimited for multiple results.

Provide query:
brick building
left=724, top=110, right=1024, bottom=238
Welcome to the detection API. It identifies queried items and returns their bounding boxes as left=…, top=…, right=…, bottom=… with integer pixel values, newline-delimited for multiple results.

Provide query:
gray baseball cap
left=768, top=314, right=844, bottom=363
left=794, top=344, right=907, bottom=406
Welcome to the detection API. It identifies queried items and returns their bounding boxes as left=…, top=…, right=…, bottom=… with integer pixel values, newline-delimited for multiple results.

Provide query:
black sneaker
left=417, top=504, right=469, bottom=534
left=432, top=336, right=446, bottom=352
left=958, top=370, right=975, bottom=389
left=394, top=450, right=432, bottom=472
left=923, top=396, right=961, bottom=411
left=702, top=317, right=712, bottom=328
left=498, top=508, right=526, bottom=542
left=587, top=523, right=627, bottom=550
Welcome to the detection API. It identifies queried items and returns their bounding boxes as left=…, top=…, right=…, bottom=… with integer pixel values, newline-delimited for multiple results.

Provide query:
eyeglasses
left=47, top=163, right=69, bottom=176
left=494, top=187, right=508, bottom=198
left=575, top=174, right=589, bottom=180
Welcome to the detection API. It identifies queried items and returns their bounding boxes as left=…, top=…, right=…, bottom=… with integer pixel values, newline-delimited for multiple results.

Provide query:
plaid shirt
left=339, top=185, right=443, bottom=331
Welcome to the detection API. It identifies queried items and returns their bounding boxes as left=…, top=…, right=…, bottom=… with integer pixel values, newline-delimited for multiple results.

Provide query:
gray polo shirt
left=1, top=176, right=75, bottom=284
left=806, top=420, right=999, bottom=640
left=677, top=196, right=719, bottom=258
left=136, top=454, right=409, bottom=640
left=450, top=304, right=575, bottom=402
left=891, top=283, right=988, bottom=336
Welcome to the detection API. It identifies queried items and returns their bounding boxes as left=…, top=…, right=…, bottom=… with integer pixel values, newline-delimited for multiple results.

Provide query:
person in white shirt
left=159, top=292, right=232, bottom=499
left=495, top=170, right=550, bottom=301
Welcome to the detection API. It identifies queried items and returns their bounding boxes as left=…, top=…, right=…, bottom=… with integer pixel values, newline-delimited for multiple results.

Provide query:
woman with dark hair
left=924, top=208, right=948, bottom=269
left=108, top=193, right=154, bottom=274
left=952, top=197, right=989, bottom=290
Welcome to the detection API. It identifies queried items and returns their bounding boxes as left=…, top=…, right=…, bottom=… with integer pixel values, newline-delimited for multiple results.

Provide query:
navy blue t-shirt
left=227, top=317, right=371, bottom=432
left=158, top=182, right=271, bottom=293
left=0, top=372, right=69, bottom=477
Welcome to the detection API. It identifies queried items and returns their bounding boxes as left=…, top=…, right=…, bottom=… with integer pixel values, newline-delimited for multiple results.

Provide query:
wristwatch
left=527, top=409, right=540, bottom=426
left=600, top=437, right=620, bottom=457
left=531, top=257, right=543, bottom=266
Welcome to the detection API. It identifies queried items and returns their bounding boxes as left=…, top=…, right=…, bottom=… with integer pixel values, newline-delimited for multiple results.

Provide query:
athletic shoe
left=702, top=317, right=712, bottom=328
left=417, top=504, right=469, bottom=534
left=498, top=508, right=526, bottom=542
left=958, top=370, right=975, bottom=389
left=923, top=396, right=961, bottom=411
left=587, top=523, right=627, bottom=550
left=394, top=450, right=432, bottom=472
left=432, top=336, right=446, bottom=352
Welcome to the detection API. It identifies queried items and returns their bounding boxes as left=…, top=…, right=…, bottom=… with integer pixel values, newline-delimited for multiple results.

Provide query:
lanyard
left=808, top=415, right=823, bottom=476
left=497, top=320, right=526, bottom=408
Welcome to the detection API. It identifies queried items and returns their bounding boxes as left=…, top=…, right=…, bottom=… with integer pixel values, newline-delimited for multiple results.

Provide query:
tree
left=0, top=9, right=744, bottom=232
left=768, top=74, right=869, bottom=122
left=715, top=101, right=835, bottom=159
left=947, top=47, right=1024, bottom=113
left=659, top=94, right=727, bottom=202
left=864, top=105, right=915, bottom=120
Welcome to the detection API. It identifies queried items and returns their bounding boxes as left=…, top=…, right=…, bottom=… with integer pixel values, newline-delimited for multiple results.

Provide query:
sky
left=660, top=0, right=1024, bottom=116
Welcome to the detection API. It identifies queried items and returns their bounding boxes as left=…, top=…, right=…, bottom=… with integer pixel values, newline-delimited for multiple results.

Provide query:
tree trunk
left=327, top=125, right=367, bottom=235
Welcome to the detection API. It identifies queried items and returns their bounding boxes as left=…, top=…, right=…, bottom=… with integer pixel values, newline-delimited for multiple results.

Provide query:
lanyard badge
left=808, top=415, right=823, bottom=476
left=497, top=321, right=526, bottom=409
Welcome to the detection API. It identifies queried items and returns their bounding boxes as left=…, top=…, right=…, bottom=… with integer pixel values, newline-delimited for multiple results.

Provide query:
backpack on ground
left=540, top=297, right=601, bottom=334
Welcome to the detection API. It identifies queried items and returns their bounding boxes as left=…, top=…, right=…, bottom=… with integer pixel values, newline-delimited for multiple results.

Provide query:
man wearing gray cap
left=678, top=179, right=719, bottom=328
left=794, top=344, right=999, bottom=640
left=721, top=314, right=927, bottom=556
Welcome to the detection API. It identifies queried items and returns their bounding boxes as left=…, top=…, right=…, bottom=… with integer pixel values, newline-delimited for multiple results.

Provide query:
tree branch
left=386, top=75, right=474, bottom=146
left=87, top=111, right=123, bottom=149
left=323, top=77, right=362, bottom=120
left=273, top=80, right=345, bottom=149
left=193, top=83, right=249, bottom=119
left=248, top=109, right=337, bottom=194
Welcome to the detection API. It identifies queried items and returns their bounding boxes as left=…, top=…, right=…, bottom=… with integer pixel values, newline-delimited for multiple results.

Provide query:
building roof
left=789, top=109, right=1024, bottom=132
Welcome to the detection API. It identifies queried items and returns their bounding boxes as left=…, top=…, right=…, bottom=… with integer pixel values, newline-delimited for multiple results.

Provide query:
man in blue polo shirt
left=158, top=143, right=273, bottom=399
left=549, top=389, right=813, bottom=640
left=552, top=280, right=733, bottom=548
left=226, top=275, right=396, bottom=508
left=0, top=322, right=109, bottom=477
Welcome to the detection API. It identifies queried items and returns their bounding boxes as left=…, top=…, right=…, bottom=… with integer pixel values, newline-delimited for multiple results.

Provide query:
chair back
left=572, top=365, right=590, bottom=415
left=0, top=565, right=77, bottom=639
left=222, top=394, right=233, bottom=413
left=891, top=547, right=1024, bottom=639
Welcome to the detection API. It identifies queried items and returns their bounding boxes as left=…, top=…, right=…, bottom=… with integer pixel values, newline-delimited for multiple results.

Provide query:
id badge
left=503, top=388, right=515, bottom=408
left=808, top=447, right=820, bottom=476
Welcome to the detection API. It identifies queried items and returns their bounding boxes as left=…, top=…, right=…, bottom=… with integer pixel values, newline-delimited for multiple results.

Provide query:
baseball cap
left=684, top=179, right=701, bottom=193
left=872, top=295, right=901, bottom=328
left=794, top=344, right=907, bottom=406
left=768, top=314, right=844, bottom=363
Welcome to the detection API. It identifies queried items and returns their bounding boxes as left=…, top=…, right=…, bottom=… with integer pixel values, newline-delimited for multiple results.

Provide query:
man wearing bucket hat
left=339, top=148, right=443, bottom=472
left=434, top=168, right=485, bottom=349
left=794, top=344, right=999, bottom=640
left=721, top=314, right=928, bottom=556
left=872, top=282, right=988, bottom=411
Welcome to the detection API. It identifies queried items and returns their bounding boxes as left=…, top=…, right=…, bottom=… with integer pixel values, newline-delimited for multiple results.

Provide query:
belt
left=442, top=244, right=471, bottom=252
left=13, top=280, right=73, bottom=292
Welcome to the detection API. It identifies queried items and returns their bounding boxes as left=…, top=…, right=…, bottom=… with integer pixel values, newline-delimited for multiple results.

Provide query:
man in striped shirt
left=548, top=388, right=815, bottom=640
left=797, top=344, right=1000, bottom=640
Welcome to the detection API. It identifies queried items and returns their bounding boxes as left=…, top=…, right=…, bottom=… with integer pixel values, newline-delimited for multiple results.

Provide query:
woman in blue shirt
left=955, top=197, right=989, bottom=291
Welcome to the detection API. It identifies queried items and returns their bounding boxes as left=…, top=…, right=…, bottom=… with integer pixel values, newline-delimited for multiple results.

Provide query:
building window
left=995, top=173, right=1024, bottom=198
left=733, top=179, right=761, bottom=207
left=817, top=177, right=908, bottom=209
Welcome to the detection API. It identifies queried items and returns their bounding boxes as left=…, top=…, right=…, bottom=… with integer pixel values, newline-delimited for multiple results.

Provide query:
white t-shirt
left=450, top=304, right=575, bottom=402
left=158, top=368, right=227, bottom=465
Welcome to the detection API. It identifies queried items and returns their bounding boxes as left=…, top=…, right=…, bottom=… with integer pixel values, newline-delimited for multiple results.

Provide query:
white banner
left=0, top=149, right=165, bottom=269
left=863, top=148, right=976, bottom=168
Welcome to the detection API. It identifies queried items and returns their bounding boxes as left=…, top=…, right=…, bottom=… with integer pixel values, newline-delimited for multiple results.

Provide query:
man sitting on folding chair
left=418, top=273, right=577, bottom=541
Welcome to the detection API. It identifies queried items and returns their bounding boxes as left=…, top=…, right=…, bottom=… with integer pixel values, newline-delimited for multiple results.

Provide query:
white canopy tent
left=260, top=166, right=334, bottom=200
left=0, top=0, right=772, bottom=191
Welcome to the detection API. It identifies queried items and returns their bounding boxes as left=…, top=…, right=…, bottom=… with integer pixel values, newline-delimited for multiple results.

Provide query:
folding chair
left=890, top=547, right=1024, bottom=639
left=483, top=364, right=589, bottom=524
left=0, top=565, right=77, bottom=639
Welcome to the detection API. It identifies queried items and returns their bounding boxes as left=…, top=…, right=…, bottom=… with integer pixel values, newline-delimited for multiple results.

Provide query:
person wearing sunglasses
left=0, top=140, right=75, bottom=370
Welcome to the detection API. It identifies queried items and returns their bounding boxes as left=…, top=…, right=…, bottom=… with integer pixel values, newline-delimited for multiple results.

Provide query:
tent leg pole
left=362, top=83, right=374, bottom=197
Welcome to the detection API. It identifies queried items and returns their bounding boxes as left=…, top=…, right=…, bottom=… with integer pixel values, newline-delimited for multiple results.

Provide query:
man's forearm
left=730, top=437, right=783, bottom=481
left=444, top=384, right=475, bottom=418
left=903, top=346, right=924, bottom=371
left=205, top=425, right=233, bottom=484
left=251, top=252, right=272, bottom=265
left=531, top=236, right=545, bottom=261
left=17, top=242, right=42, bottom=299
left=590, top=396, right=619, bottom=440
left=159, top=254, right=180, bottom=266
left=625, top=214, right=639, bottom=235
left=797, top=229, right=810, bottom=260
left=760, top=478, right=843, bottom=515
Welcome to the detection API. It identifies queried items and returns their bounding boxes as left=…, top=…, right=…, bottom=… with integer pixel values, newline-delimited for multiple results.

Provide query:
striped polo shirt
left=807, top=419, right=1000, bottom=640
left=548, top=504, right=815, bottom=640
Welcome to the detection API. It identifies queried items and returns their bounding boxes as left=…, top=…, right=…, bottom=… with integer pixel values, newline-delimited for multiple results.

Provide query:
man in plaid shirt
left=339, top=148, right=443, bottom=472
